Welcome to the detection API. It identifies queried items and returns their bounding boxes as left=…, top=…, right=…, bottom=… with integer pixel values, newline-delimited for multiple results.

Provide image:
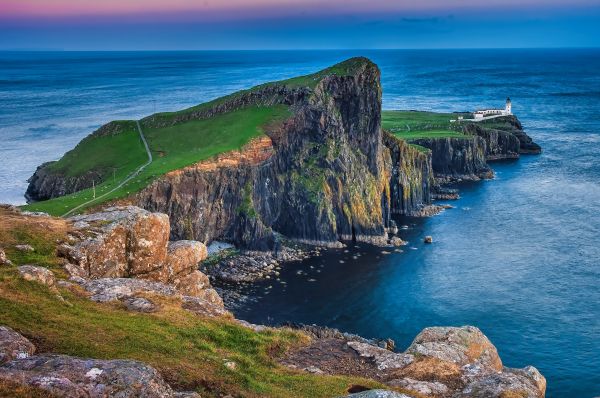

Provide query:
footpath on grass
left=61, top=121, right=153, bottom=217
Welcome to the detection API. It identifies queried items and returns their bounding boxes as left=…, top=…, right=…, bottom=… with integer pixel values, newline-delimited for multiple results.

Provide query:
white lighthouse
left=505, top=97, right=512, bottom=115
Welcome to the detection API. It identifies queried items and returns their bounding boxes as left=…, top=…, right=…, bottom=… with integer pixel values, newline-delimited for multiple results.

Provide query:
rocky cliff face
left=25, top=162, right=101, bottom=202
left=25, top=121, right=131, bottom=202
left=409, top=115, right=541, bottom=179
left=410, top=136, right=493, bottom=180
left=383, top=131, right=433, bottom=215
left=137, top=58, right=431, bottom=249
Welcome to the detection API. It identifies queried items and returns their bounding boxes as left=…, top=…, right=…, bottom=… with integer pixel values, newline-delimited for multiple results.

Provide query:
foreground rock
left=283, top=325, right=545, bottom=398
left=0, top=326, right=36, bottom=365
left=18, top=265, right=56, bottom=288
left=0, top=248, right=12, bottom=266
left=55, top=206, right=226, bottom=317
left=0, top=327, right=198, bottom=398
left=344, top=390, right=417, bottom=398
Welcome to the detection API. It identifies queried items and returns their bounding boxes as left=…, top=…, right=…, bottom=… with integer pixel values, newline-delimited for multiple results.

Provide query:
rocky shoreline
left=1, top=205, right=547, bottom=397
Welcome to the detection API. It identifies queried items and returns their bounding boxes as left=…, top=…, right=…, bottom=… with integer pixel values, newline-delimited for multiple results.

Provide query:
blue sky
left=1, top=1, right=599, bottom=50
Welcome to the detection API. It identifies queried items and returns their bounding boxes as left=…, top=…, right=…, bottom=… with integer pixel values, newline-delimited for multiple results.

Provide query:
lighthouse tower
left=505, top=97, right=512, bottom=115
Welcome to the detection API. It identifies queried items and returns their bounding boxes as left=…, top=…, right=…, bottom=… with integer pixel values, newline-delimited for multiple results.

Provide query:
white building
left=474, top=98, right=512, bottom=119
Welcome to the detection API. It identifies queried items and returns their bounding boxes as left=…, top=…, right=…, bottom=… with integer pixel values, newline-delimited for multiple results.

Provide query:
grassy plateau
left=382, top=110, right=467, bottom=140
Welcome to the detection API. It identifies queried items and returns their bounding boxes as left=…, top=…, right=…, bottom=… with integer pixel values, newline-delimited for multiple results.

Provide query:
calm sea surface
left=1, top=49, right=599, bottom=397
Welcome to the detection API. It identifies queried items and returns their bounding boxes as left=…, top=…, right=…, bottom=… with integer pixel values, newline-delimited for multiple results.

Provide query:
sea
left=0, top=49, right=599, bottom=397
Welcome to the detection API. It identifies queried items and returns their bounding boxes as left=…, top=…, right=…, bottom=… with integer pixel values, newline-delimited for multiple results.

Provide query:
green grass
left=147, top=57, right=372, bottom=125
left=408, top=143, right=431, bottom=153
left=382, top=111, right=467, bottom=140
left=46, top=121, right=146, bottom=178
left=23, top=105, right=291, bottom=216
left=0, top=211, right=385, bottom=397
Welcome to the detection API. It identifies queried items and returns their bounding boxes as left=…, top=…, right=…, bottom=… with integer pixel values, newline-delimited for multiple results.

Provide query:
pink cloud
left=1, top=0, right=597, bottom=18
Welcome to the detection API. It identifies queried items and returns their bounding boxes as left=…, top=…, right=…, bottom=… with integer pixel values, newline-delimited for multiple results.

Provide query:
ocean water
left=1, top=49, right=599, bottom=397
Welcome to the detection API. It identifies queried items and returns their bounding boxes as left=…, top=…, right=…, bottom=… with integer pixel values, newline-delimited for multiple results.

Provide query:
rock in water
left=424, top=236, right=433, bottom=244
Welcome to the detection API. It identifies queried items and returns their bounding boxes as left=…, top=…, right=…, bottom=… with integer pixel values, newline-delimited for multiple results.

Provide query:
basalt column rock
left=138, top=58, right=409, bottom=249
left=410, top=136, right=492, bottom=180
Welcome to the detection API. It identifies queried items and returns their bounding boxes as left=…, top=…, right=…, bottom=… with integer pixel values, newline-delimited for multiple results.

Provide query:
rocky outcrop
left=410, top=136, right=493, bottom=180
left=477, top=116, right=541, bottom=155
left=0, top=326, right=36, bottom=365
left=56, top=206, right=227, bottom=316
left=0, top=328, right=198, bottom=398
left=18, top=265, right=57, bottom=288
left=463, top=123, right=520, bottom=160
left=25, top=162, right=102, bottom=203
left=283, top=325, right=546, bottom=398
left=462, top=115, right=541, bottom=160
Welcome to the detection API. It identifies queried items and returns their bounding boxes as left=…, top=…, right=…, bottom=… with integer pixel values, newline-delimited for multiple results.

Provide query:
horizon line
left=2, top=46, right=600, bottom=52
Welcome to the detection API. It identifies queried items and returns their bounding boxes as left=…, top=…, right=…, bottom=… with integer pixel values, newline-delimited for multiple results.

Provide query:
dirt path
left=61, top=121, right=152, bottom=217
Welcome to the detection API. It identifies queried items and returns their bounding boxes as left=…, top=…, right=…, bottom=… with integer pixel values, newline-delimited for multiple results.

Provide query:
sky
left=1, top=0, right=600, bottom=50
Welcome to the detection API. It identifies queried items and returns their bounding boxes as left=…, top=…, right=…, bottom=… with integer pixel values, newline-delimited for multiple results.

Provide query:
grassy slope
left=382, top=110, right=466, bottom=140
left=23, top=105, right=290, bottom=216
left=0, top=210, right=385, bottom=397
left=46, top=121, right=146, bottom=178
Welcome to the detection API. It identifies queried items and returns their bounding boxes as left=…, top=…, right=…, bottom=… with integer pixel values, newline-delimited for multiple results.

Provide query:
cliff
left=136, top=58, right=431, bottom=248
left=410, top=136, right=492, bottom=180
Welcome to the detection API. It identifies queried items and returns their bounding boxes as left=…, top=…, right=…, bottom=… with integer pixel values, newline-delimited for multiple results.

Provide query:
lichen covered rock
left=0, top=326, right=36, bottom=365
left=65, top=206, right=170, bottom=278
left=0, top=354, right=176, bottom=397
left=18, top=265, right=56, bottom=288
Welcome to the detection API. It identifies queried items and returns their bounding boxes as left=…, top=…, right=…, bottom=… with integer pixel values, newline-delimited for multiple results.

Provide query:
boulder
left=142, top=241, right=207, bottom=283
left=181, top=295, right=230, bottom=318
left=166, top=240, right=207, bottom=275
left=387, top=377, right=448, bottom=396
left=0, top=248, right=12, bottom=266
left=405, top=326, right=502, bottom=373
left=65, top=206, right=170, bottom=278
left=18, top=265, right=56, bottom=288
left=172, top=270, right=211, bottom=297
left=122, top=297, right=157, bottom=313
left=343, top=390, right=417, bottom=398
left=347, top=341, right=413, bottom=371
left=0, top=354, right=175, bottom=398
left=456, top=366, right=546, bottom=398
left=82, top=278, right=177, bottom=302
left=14, top=244, right=34, bottom=252
left=0, top=326, right=36, bottom=365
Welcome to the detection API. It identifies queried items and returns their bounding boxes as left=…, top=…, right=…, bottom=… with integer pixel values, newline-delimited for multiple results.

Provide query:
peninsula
left=1, top=57, right=545, bottom=398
